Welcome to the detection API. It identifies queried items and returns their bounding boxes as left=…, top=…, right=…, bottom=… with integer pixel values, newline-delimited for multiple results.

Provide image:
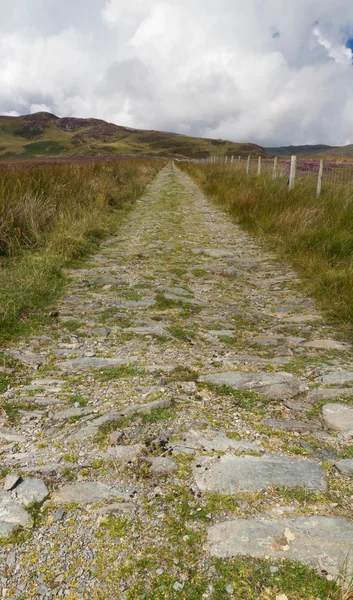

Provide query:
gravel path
left=1, top=163, right=353, bottom=599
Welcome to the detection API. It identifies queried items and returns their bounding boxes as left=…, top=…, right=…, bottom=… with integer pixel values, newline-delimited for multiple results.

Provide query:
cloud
left=1, top=0, right=353, bottom=145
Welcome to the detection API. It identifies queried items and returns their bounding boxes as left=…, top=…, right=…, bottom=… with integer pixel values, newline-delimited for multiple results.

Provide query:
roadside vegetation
left=181, top=163, right=353, bottom=339
left=0, top=159, right=163, bottom=341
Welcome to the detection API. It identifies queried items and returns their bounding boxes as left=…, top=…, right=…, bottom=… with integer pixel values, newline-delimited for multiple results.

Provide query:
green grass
left=181, top=163, right=353, bottom=339
left=201, top=382, right=273, bottom=412
left=95, top=364, right=140, bottom=381
left=0, top=159, right=162, bottom=341
left=167, top=324, right=196, bottom=341
left=67, top=394, right=89, bottom=407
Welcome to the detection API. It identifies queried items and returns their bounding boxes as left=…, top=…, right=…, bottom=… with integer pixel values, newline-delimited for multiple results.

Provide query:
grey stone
left=322, top=403, right=353, bottom=438
left=13, top=478, right=49, bottom=506
left=4, top=474, right=21, bottom=492
left=164, top=293, right=202, bottom=306
left=118, top=298, right=156, bottom=309
left=199, top=371, right=306, bottom=400
left=52, top=508, right=65, bottom=522
left=207, top=517, right=353, bottom=579
left=250, top=335, right=283, bottom=347
left=0, top=427, right=26, bottom=443
left=193, top=453, right=326, bottom=494
left=0, top=490, right=33, bottom=536
left=57, top=357, right=137, bottom=371
left=51, top=407, right=93, bottom=421
left=8, top=349, right=44, bottom=368
left=173, top=582, right=184, bottom=591
left=148, top=457, right=178, bottom=475
left=104, top=444, right=144, bottom=462
left=123, top=326, right=167, bottom=337
left=52, top=482, right=130, bottom=505
left=92, top=327, right=111, bottom=337
left=307, top=387, right=353, bottom=403
left=93, top=502, right=135, bottom=517
left=335, top=459, right=353, bottom=477
left=177, top=430, right=260, bottom=453
left=304, top=339, right=348, bottom=351
left=261, top=419, right=319, bottom=433
left=315, top=371, right=353, bottom=385
left=68, top=398, right=172, bottom=441
left=6, top=551, right=16, bottom=566
left=163, top=286, right=191, bottom=297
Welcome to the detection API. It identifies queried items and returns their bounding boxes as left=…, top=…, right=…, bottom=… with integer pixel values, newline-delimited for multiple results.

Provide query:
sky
left=1, top=0, right=353, bottom=146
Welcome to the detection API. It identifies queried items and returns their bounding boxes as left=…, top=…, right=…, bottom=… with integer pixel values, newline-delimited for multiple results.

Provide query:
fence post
left=273, top=157, right=278, bottom=179
left=257, top=156, right=262, bottom=176
left=316, top=160, right=324, bottom=197
left=246, top=155, right=251, bottom=174
left=225, top=156, right=228, bottom=164
left=289, top=155, right=297, bottom=190
left=231, top=156, right=234, bottom=165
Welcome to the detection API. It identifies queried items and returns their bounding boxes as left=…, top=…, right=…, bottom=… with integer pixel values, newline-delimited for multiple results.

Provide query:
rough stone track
left=1, top=163, right=353, bottom=598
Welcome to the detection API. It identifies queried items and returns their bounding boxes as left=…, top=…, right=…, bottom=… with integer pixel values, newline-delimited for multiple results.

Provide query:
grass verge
left=0, top=159, right=164, bottom=341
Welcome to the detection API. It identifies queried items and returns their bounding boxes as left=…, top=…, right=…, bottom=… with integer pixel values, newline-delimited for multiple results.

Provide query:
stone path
left=1, top=163, right=353, bottom=599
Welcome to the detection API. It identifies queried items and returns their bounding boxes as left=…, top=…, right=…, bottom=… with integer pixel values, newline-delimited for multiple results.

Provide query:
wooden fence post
left=273, top=157, right=278, bottom=179
left=246, top=156, right=251, bottom=174
left=257, top=156, right=262, bottom=176
left=231, top=156, right=234, bottom=165
left=225, top=156, right=228, bottom=164
left=289, top=155, right=297, bottom=190
left=316, top=160, right=324, bottom=197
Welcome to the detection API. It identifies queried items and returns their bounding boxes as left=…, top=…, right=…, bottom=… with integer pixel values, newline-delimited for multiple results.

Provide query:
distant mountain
left=265, top=144, right=333, bottom=157
left=0, top=112, right=266, bottom=160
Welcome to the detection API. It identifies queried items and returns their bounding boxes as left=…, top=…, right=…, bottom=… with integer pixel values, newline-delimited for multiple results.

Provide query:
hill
left=265, top=144, right=333, bottom=157
left=265, top=143, right=353, bottom=158
left=0, top=112, right=266, bottom=160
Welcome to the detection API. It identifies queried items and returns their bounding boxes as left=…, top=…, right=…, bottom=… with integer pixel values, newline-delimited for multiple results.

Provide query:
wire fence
left=195, top=155, right=353, bottom=196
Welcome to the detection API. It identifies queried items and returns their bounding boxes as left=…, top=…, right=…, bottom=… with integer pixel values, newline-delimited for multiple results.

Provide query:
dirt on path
left=1, top=163, right=353, bottom=599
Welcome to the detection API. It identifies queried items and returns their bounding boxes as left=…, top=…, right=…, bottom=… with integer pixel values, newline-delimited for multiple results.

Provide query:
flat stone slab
left=123, top=326, right=168, bottom=337
left=207, top=516, right=353, bottom=579
left=261, top=419, right=319, bottom=433
left=315, top=371, right=353, bottom=385
left=335, top=459, right=353, bottom=477
left=12, top=478, right=49, bottom=506
left=0, top=490, right=33, bottom=537
left=193, top=453, right=326, bottom=494
left=51, top=407, right=94, bottom=421
left=105, top=444, right=145, bottom=462
left=52, top=482, right=130, bottom=505
left=304, top=339, right=348, bottom=351
left=57, top=357, right=137, bottom=371
left=8, top=349, right=44, bottom=368
left=93, top=502, right=135, bottom=518
left=0, top=427, right=26, bottom=443
left=199, top=371, right=306, bottom=400
left=148, top=457, right=178, bottom=475
left=67, top=398, right=172, bottom=441
left=4, top=474, right=21, bottom=491
left=322, top=403, right=353, bottom=438
left=176, top=430, right=260, bottom=454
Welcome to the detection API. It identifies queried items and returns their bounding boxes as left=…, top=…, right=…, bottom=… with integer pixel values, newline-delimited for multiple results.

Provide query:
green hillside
left=0, top=112, right=266, bottom=160
left=265, top=143, right=353, bottom=158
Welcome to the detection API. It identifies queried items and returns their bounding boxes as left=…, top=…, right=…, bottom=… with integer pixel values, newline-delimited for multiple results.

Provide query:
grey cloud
left=1, top=0, right=353, bottom=145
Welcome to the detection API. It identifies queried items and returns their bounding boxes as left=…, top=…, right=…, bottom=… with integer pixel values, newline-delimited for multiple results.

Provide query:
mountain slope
left=265, top=143, right=353, bottom=158
left=0, top=112, right=266, bottom=160
left=265, top=144, right=333, bottom=157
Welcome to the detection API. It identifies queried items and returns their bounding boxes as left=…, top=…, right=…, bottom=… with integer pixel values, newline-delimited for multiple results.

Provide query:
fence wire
left=196, top=155, right=353, bottom=195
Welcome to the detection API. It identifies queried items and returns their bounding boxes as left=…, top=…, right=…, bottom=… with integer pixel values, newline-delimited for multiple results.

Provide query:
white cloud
left=1, top=0, right=353, bottom=145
